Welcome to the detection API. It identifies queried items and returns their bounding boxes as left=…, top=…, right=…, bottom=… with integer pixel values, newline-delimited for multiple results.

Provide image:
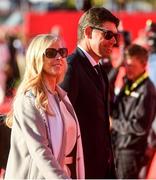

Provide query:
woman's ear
left=84, top=26, right=92, bottom=39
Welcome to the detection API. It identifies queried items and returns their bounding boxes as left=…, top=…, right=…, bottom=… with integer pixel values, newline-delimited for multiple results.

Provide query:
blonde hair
left=6, top=34, right=67, bottom=128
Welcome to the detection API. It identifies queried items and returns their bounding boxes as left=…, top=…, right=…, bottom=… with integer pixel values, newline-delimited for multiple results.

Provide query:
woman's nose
left=55, top=53, right=62, bottom=60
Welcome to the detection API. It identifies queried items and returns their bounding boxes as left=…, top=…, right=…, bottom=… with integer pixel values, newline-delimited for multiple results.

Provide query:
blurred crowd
left=0, top=31, right=26, bottom=107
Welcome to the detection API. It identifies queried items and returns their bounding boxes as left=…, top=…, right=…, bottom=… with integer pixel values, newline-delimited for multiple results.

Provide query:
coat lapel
left=56, top=86, right=77, bottom=121
left=75, top=48, right=107, bottom=99
left=56, top=86, right=85, bottom=178
left=76, top=48, right=102, bottom=89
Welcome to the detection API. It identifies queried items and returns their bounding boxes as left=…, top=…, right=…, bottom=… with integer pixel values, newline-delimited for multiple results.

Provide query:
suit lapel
left=76, top=48, right=103, bottom=91
left=57, top=86, right=78, bottom=121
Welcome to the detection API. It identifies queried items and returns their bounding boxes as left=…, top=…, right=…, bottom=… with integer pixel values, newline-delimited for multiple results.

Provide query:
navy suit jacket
left=61, top=47, right=116, bottom=179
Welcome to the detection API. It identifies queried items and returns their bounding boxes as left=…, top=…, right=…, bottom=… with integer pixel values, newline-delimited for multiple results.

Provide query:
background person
left=111, top=44, right=156, bottom=179
left=4, top=34, right=85, bottom=179
left=146, top=20, right=156, bottom=88
left=145, top=115, right=156, bottom=179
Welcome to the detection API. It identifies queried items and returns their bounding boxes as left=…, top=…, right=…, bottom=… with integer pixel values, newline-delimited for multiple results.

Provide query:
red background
left=24, top=11, right=156, bottom=54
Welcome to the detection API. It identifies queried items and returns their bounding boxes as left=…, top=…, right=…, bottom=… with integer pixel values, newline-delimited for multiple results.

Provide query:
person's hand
left=0, top=168, right=5, bottom=179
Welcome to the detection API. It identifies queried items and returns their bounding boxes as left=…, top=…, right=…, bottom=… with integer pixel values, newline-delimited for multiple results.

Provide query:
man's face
left=125, top=56, right=146, bottom=81
left=88, top=21, right=119, bottom=61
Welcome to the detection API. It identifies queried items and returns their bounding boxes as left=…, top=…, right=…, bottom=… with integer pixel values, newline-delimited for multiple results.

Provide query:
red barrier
left=24, top=11, right=82, bottom=54
left=23, top=11, right=156, bottom=54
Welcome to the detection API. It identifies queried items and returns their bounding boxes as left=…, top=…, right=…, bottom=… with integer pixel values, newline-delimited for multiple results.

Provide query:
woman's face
left=42, top=39, right=67, bottom=80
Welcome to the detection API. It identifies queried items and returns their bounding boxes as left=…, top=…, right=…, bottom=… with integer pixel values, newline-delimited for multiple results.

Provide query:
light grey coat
left=5, top=87, right=85, bottom=179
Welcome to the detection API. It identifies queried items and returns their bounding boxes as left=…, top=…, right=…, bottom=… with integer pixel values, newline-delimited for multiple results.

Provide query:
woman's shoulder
left=14, top=90, right=36, bottom=109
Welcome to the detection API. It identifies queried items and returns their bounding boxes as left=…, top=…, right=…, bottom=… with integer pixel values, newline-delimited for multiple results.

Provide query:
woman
left=4, top=34, right=85, bottom=179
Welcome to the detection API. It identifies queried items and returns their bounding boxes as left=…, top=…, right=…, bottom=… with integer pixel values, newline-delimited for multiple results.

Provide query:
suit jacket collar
left=75, top=47, right=104, bottom=90
left=77, top=45, right=97, bottom=66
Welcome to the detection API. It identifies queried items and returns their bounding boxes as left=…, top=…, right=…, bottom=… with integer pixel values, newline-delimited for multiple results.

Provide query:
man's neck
left=78, top=44, right=100, bottom=64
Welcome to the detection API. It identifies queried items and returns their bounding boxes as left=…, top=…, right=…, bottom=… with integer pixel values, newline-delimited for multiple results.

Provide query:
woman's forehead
left=48, top=39, right=64, bottom=48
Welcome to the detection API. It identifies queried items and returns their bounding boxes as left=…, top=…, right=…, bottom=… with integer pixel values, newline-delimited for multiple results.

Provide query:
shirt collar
left=78, top=45, right=98, bottom=67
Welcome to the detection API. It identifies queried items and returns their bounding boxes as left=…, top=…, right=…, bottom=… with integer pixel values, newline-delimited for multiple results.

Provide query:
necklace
left=124, top=72, right=148, bottom=96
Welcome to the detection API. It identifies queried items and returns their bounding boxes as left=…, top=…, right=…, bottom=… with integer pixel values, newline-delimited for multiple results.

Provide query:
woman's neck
left=43, top=76, right=56, bottom=94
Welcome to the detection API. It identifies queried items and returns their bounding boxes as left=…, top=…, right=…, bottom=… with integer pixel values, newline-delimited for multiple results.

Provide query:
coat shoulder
left=67, top=49, right=83, bottom=65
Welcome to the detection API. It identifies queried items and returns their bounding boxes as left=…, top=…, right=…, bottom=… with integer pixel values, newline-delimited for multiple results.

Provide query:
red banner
left=24, top=11, right=156, bottom=54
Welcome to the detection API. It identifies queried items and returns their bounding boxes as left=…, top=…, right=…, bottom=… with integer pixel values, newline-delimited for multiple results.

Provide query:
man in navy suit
left=61, top=7, right=120, bottom=179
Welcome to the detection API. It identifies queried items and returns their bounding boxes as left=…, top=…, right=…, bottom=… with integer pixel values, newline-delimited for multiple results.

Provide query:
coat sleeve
left=14, top=94, right=69, bottom=179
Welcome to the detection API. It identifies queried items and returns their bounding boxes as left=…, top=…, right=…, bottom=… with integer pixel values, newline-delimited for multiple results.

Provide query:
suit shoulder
left=67, top=50, right=81, bottom=65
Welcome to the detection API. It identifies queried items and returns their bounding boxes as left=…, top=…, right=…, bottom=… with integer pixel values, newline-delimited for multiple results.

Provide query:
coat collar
left=75, top=47, right=106, bottom=91
left=55, top=85, right=67, bottom=100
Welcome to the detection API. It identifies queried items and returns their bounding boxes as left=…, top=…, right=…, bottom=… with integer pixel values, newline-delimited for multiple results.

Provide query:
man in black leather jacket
left=111, top=44, right=156, bottom=179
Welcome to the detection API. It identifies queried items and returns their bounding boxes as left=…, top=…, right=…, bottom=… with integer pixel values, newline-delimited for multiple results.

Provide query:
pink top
left=47, top=90, right=77, bottom=177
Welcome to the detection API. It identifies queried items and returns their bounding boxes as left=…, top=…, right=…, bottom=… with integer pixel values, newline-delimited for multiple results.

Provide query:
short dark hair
left=125, top=44, right=149, bottom=63
left=77, top=7, right=120, bottom=42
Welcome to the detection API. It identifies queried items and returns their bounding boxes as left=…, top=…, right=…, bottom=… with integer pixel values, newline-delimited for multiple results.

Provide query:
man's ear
left=84, top=26, right=92, bottom=39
